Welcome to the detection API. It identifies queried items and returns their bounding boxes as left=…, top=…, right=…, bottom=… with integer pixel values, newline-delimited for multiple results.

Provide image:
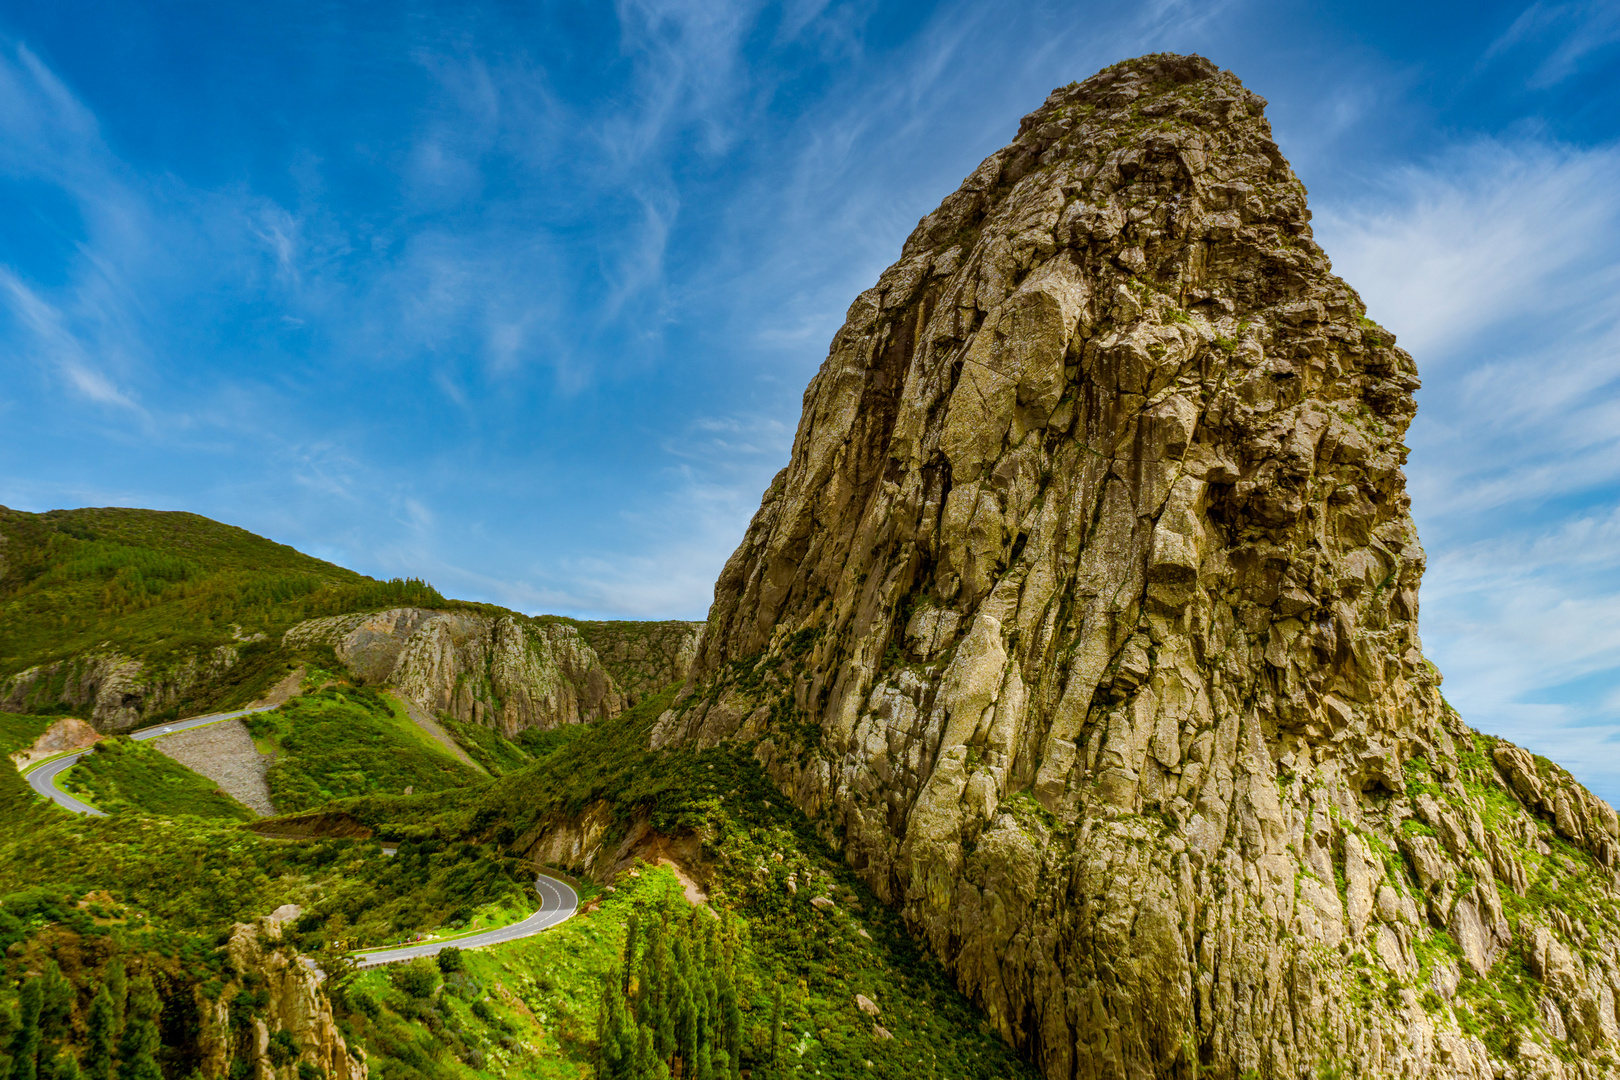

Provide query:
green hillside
left=62, top=737, right=257, bottom=822
left=0, top=688, right=1036, bottom=1080
left=0, top=504, right=455, bottom=679
left=246, top=686, right=485, bottom=810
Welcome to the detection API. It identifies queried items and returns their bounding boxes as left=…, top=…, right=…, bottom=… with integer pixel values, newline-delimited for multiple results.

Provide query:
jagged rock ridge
left=285, top=608, right=624, bottom=736
left=195, top=905, right=368, bottom=1080
left=2, top=646, right=250, bottom=732
left=655, top=54, right=1620, bottom=1078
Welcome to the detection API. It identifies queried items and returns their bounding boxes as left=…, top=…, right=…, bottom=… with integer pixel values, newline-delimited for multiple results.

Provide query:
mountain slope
left=0, top=507, right=693, bottom=738
left=652, top=54, right=1620, bottom=1078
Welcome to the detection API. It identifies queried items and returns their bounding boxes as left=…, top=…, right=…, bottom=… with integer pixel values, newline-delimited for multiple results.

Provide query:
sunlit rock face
left=286, top=608, right=623, bottom=735
left=655, top=53, right=1620, bottom=1079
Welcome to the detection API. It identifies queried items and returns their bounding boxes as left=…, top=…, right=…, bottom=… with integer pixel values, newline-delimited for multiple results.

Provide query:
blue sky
left=2, top=1, right=1619, bottom=795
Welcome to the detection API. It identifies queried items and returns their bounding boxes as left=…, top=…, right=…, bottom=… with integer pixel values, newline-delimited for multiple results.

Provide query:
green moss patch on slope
left=0, top=709, right=55, bottom=753
left=246, top=686, right=486, bottom=812
left=61, top=736, right=256, bottom=821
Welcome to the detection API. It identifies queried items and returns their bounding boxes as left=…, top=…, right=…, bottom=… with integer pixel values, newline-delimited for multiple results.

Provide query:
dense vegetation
left=0, top=711, right=53, bottom=760
left=272, top=692, right=1034, bottom=1079
left=0, top=505, right=449, bottom=672
left=2, top=684, right=1035, bottom=1080
left=1, top=508, right=1037, bottom=1079
left=244, top=687, right=485, bottom=812
left=63, top=737, right=256, bottom=822
left=437, top=715, right=533, bottom=776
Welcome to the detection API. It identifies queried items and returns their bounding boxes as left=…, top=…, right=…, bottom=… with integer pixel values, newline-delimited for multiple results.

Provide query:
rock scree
left=653, top=53, right=1620, bottom=1078
left=149, top=718, right=276, bottom=816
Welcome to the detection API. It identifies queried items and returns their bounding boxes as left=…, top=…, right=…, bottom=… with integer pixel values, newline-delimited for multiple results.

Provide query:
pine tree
left=769, top=982, right=783, bottom=1065
left=0, top=1000, right=15, bottom=1080
left=11, top=977, right=42, bottom=1080
left=34, top=1045, right=77, bottom=1080
left=37, top=965, right=73, bottom=1043
left=598, top=978, right=628, bottom=1080
left=115, top=978, right=161, bottom=1080
left=83, top=991, right=115, bottom=1080
left=717, top=967, right=742, bottom=1078
left=622, top=911, right=640, bottom=995
left=103, top=963, right=127, bottom=1041
left=651, top=923, right=675, bottom=1061
left=631, top=1026, right=668, bottom=1080
left=672, top=976, right=697, bottom=1077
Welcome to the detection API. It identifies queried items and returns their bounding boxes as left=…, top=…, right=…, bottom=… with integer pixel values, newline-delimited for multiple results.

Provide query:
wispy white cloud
left=0, top=268, right=145, bottom=415
left=1316, top=137, right=1620, bottom=799
left=1486, top=1, right=1620, bottom=87
left=1316, top=140, right=1620, bottom=359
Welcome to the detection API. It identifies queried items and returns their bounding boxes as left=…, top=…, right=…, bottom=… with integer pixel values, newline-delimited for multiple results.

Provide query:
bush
left=435, top=947, right=464, bottom=974
left=266, top=1028, right=300, bottom=1067
left=346, top=988, right=380, bottom=1019
left=388, top=959, right=438, bottom=1000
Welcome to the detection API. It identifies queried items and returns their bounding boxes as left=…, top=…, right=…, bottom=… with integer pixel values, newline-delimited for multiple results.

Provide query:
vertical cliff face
left=574, top=620, right=704, bottom=704
left=654, top=54, right=1620, bottom=1078
left=1, top=646, right=248, bottom=732
left=284, top=609, right=625, bottom=736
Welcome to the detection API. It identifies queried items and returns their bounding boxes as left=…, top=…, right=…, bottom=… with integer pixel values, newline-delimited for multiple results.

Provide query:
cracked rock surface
left=655, top=54, right=1620, bottom=1079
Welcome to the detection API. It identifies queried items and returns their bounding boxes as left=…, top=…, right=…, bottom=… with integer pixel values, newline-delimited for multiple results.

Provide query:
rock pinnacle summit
left=656, top=53, right=1620, bottom=1078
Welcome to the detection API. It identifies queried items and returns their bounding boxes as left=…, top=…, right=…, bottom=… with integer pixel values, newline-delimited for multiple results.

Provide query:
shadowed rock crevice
left=653, top=53, right=1620, bottom=1079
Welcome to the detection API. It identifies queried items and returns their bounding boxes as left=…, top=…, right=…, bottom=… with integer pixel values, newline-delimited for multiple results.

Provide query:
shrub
left=266, top=1028, right=300, bottom=1067
left=388, top=959, right=438, bottom=1000
left=435, top=947, right=464, bottom=974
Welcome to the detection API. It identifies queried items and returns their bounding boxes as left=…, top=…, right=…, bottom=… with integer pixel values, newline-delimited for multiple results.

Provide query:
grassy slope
left=0, top=711, right=54, bottom=817
left=247, top=686, right=486, bottom=812
left=0, top=710, right=54, bottom=754
left=62, top=736, right=256, bottom=822
left=0, top=505, right=461, bottom=714
left=439, top=714, right=535, bottom=775
left=279, top=692, right=1036, bottom=1080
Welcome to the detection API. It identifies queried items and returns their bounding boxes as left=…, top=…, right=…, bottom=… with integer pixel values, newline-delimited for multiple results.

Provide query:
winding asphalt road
left=22, top=705, right=278, bottom=817
left=17, top=707, right=578, bottom=962
left=353, top=873, right=579, bottom=968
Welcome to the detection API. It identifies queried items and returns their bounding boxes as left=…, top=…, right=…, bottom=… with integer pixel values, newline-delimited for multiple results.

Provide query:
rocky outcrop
left=196, top=904, right=367, bottom=1080
left=0, top=646, right=243, bottom=732
left=8, top=717, right=100, bottom=771
left=284, top=608, right=624, bottom=736
left=653, top=54, right=1620, bottom=1078
left=574, top=620, right=704, bottom=704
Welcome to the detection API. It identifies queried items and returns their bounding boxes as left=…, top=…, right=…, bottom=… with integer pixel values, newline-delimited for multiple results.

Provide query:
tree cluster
left=597, top=896, right=745, bottom=1080
left=0, top=960, right=164, bottom=1080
